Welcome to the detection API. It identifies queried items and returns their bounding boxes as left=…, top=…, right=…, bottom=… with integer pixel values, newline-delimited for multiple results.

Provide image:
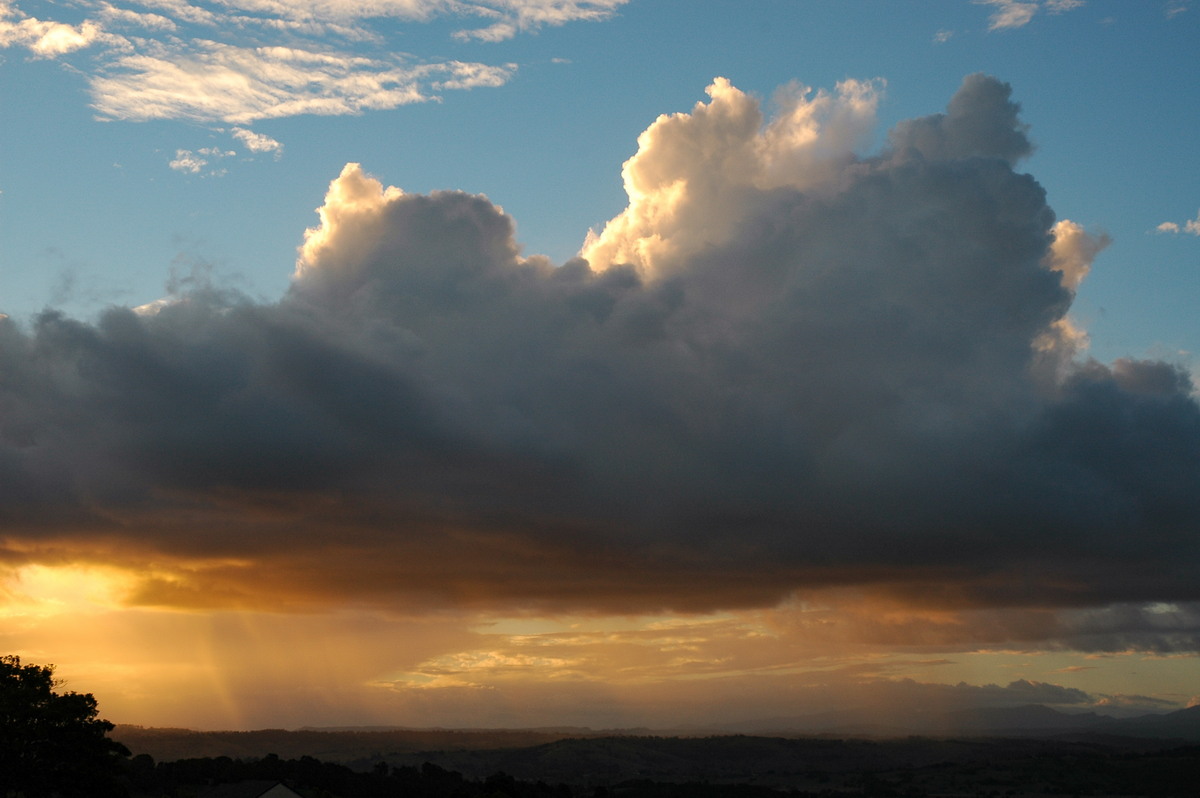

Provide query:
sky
left=1, top=0, right=1199, bottom=731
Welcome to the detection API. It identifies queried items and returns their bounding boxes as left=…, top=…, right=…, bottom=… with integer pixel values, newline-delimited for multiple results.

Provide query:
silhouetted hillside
left=1102, top=704, right=1200, bottom=740
left=113, top=726, right=590, bottom=765
left=117, top=736, right=1200, bottom=797
left=114, top=703, right=1200, bottom=770
left=722, top=702, right=1200, bottom=740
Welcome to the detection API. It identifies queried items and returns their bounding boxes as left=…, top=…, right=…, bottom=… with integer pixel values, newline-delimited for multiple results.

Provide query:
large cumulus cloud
left=1, top=75, right=1198, bottom=641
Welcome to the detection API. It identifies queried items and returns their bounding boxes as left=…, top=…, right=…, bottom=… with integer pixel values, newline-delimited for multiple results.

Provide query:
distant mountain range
left=718, top=702, right=1200, bottom=739
left=112, top=707, right=1200, bottom=794
left=114, top=704, right=1200, bottom=771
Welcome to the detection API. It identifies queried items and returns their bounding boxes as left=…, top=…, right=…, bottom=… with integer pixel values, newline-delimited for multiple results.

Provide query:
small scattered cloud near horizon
left=1092, top=692, right=1182, bottom=715
left=1156, top=210, right=1200, bottom=235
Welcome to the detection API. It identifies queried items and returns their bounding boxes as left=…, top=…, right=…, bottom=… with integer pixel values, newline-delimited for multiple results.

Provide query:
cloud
left=979, top=0, right=1039, bottom=29
left=449, top=0, right=628, bottom=41
left=230, top=127, right=283, bottom=157
left=11, top=562, right=1190, bottom=729
left=0, top=3, right=112, bottom=56
left=1, top=75, right=1199, bottom=658
left=90, top=44, right=516, bottom=124
left=128, top=0, right=218, bottom=27
left=977, top=0, right=1084, bottom=30
left=581, top=76, right=884, bottom=276
left=0, top=0, right=619, bottom=126
left=207, top=0, right=629, bottom=37
left=1092, top=692, right=1182, bottom=716
left=96, top=3, right=177, bottom=32
left=1046, top=219, right=1109, bottom=291
left=1156, top=210, right=1200, bottom=235
left=376, top=666, right=1101, bottom=730
left=168, top=146, right=235, bottom=175
left=168, top=149, right=209, bottom=174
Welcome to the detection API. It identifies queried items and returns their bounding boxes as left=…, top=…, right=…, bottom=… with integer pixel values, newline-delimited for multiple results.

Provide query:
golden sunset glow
left=3, top=560, right=1195, bottom=730
left=2, top=564, right=130, bottom=617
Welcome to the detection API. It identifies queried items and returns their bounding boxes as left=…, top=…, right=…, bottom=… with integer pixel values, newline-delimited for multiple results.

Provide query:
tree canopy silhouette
left=0, top=655, right=129, bottom=797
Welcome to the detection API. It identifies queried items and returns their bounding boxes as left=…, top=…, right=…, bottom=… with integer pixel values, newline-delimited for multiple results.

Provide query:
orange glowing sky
left=4, top=559, right=1198, bottom=729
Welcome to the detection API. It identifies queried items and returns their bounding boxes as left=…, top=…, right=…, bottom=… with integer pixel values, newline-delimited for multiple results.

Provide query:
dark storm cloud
left=1, top=75, right=1197, bottom=640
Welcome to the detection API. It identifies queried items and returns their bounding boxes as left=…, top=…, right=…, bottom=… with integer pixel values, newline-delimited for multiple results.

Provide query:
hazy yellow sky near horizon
left=4, top=562, right=1196, bottom=730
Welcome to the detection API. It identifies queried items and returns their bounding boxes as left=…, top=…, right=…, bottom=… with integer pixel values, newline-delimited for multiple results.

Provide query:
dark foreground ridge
left=113, top=702, right=1200, bottom=765
left=113, top=721, right=1200, bottom=797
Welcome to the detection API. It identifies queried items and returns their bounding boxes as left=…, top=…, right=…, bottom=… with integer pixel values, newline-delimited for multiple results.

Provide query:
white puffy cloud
left=1032, top=219, right=1110, bottom=374
left=1045, top=219, right=1108, bottom=291
left=0, top=3, right=113, bottom=56
left=2, top=75, right=1199, bottom=656
left=294, top=162, right=408, bottom=282
left=1156, top=210, right=1200, bottom=235
left=168, top=149, right=208, bottom=174
left=581, top=77, right=883, bottom=277
left=167, top=145, right=235, bottom=175
left=230, top=126, right=283, bottom=157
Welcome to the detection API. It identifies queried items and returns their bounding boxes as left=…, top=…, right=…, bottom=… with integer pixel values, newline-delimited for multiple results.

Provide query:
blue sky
left=2, top=1, right=1200, bottom=730
left=2, top=0, right=1197, bottom=364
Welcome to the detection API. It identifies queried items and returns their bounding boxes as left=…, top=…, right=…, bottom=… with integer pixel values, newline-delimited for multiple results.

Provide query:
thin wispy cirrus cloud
left=977, top=0, right=1085, bottom=30
left=0, top=0, right=625, bottom=163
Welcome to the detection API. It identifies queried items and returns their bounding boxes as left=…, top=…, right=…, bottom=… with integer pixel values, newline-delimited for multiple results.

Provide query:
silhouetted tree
left=0, top=655, right=129, bottom=797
